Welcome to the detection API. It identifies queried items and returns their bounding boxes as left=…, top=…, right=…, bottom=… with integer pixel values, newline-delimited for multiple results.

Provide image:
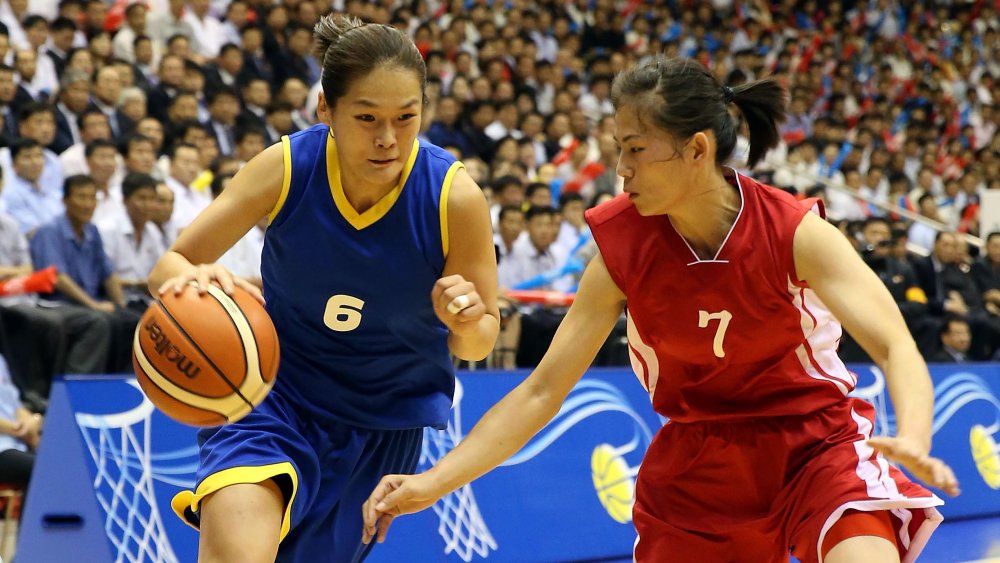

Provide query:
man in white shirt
left=183, top=0, right=224, bottom=58
left=0, top=103, right=64, bottom=210
left=85, top=139, right=126, bottom=227
left=498, top=206, right=572, bottom=292
left=98, top=172, right=165, bottom=308
left=164, top=142, right=209, bottom=229
left=21, top=16, right=57, bottom=98
left=493, top=205, right=524, bottom=264
left=61, top=111, right=113, bottom=176
left=151, top=182, right=177, bottom=247
left=111, top=3, right=149, bottom=63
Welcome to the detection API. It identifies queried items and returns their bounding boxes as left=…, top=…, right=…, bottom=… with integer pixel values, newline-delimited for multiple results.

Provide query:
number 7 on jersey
left=698, top=309, right=732, bottom=358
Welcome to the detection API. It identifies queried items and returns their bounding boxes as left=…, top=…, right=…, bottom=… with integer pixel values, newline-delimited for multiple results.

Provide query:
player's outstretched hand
left=867, top=435, right=960, bottom=496
left=432, top=275, right=484, bottom=332
left=158, top=263, right=264, bottom=305
left=362, top=473, right=443, bottom=545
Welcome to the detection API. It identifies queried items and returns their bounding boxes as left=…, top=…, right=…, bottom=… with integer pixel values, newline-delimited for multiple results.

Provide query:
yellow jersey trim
left=326, top=136, right=420, bottom=230
left=268, top=135, right=293, bottom=224
left=170, top=461, right=299, bottom=541
left=439, top=161, right=465, bottom=259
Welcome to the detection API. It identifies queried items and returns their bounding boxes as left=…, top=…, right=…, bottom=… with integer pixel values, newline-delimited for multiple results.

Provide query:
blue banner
left=17, top=364, right=1000, bottom=562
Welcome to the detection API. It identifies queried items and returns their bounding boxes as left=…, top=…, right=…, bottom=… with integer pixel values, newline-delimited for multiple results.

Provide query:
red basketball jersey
left=586, top=172, right=856, bottom=422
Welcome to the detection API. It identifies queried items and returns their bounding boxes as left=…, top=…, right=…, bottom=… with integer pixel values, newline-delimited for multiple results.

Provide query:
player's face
left=613, top=104, right=694, bottom=216
left=325, top=65, right=423, bottom=191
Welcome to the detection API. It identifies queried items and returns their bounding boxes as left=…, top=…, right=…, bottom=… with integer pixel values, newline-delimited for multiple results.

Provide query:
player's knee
left=198, top=482, right=285, bottom=563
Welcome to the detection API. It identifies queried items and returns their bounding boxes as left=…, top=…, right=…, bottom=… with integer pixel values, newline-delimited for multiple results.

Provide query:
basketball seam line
left=203, top=288, right=268, bottom=389
left=155, top=299, right=255, bottom=410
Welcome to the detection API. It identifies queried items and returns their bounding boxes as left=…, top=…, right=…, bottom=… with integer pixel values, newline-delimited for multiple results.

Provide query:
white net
left=74, top=381, right=180, bottom=563
left=419, top=379, right=497, bottom=561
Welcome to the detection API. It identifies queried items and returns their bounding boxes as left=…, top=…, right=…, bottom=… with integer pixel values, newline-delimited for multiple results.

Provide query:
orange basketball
left=132, top=284, right=279, bottom=427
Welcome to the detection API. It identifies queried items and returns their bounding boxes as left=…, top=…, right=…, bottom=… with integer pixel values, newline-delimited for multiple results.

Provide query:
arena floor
left=602, top=515, right=1000, bottom=562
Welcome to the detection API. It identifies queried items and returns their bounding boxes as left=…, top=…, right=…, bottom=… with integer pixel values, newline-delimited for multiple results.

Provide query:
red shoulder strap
left=800, top=197, right=827, bottom=219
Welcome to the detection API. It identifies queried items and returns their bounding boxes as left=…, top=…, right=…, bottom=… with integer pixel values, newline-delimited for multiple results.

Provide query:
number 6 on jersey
left=698, top=309, right=732, bottom=358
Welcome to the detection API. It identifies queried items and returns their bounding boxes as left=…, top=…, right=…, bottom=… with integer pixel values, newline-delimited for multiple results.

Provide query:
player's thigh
left=198, top=480, right=285, bottom=563
left=823, top=536, right=900, bottom=563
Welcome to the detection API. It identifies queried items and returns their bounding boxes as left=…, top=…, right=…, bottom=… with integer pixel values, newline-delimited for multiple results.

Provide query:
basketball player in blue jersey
left=147, top=14, right=499, bottom=563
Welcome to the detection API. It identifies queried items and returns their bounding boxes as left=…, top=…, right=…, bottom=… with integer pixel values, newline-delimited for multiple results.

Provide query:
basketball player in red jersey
left=363, top=57, right=959, bottom=563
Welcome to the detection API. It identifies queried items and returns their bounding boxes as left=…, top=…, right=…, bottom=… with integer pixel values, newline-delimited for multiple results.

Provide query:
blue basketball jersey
left=261, top=124, right=462, bottom=430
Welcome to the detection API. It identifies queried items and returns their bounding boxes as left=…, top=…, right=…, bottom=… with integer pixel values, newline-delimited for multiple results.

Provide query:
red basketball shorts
left=632, top=398, right=943, bottom=563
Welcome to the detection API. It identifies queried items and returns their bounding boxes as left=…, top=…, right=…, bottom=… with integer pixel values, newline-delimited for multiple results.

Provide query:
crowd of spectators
left=0, top=0, right=995, bottom=423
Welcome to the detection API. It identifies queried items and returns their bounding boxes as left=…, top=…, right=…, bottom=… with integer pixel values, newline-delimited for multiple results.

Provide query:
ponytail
left=730, top=79, right=787, bottom=168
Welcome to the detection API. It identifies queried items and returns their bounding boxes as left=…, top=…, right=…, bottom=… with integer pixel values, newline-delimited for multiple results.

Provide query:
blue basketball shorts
left=171, top=387, right=423, bottom=563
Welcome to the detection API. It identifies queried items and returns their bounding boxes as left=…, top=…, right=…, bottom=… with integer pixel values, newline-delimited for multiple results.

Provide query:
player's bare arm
left=363, top=255, right=626, bottom=543
left=148, top=141, right=285, bottom=302
left=434, top=167, right=501, bottom=361
left=793, top=211, right=959, bottom=496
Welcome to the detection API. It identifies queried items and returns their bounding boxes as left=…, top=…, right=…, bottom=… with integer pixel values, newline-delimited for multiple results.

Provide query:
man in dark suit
left=203, top=43, right=249, bottom=99
left=971, top=231, right=1000, bottom=312
left=52, top=69, right=91, bottom=154
left=88, top=66, right=133, bottom=138
left=46, top=17, right=77, bottom=78
left=202, top=87, right=239, bottom=156
left=146, top=55, right=185, bottom=124
left=928, top=316, right=971, bottom=363
left=914, top=231, right=1000, bottom=359
left=0, top=64, right=19, bottom=144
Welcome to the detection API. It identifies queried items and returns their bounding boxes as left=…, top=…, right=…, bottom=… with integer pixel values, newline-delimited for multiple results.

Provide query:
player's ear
left=689, top=132, right=709, bottom=162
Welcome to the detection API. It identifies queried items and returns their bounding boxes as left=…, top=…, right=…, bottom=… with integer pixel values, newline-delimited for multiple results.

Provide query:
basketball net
left=419, top=379, right=497, bottom=561
left=74, top=380, right=181, bottom=563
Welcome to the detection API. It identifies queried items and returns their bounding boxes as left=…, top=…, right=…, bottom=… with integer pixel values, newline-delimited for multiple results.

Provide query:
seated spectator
left=29, top=175, right=140, bottom=373
left=85, top=139, right=126, bottom=227
left=971, top=231, right=1000, bottom=312
left=908, top=193, right=944, bottom=252
left=913, top=231, right=1000, bottom=360
left=0, top=353, right=40, bottom=489
left=204, top=87, right=240, bottom=155
left=554, top=191, right=589, bottom=258
left=0, top=139, right=64, bottom=236
left=52, top=69, right=92, bottom=155
left=147, top=54, right=186, bottom=124
left=489, top=175, right=524, bottom=227
left=1, top=102, right=66, bottom=204
left=0, top=171, right=109, bottom=397
left=164, top=143, right=211, bottom=230
left=426, top=96, right=472, bottom=157
left=59, top=109, right=114, bottom=176
left=525, top=181, right=553, bottom=208
left=494, top=205, right=524, bottom=263
left=152, top=182, right=177, bottom=248
left=929, top=316, right=972, bottom=363
left=498, top=205, right=571, bottom=292
left=88, top=66, right=131, bottom=137
left=233, top=125, right=266, bottom=166
left=98, top=173, right=165, bottom=310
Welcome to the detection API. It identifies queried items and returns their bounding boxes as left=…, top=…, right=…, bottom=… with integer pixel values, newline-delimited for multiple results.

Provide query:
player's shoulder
left=739, top=173, right=807, bottom=215
left=415, top=138, right=459, bottom=168
left=286, top=123, right=329, bottom=143
left=585, top=193, right=634, bottom=228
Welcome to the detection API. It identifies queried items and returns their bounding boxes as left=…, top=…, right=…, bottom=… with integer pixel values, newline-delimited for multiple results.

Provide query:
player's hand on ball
left=867, top=435, right=960, bottom=496
left=432, top=275, right=484, bottom=332
left=362, top=473, right=442, bottom=544
left=159, top=263, right=264, bottom=305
